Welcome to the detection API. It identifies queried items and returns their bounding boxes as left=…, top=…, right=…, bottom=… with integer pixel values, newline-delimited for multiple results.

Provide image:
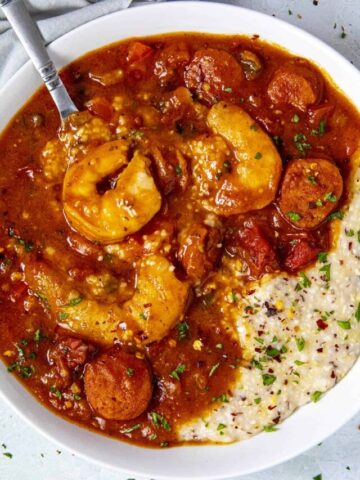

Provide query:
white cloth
left=0, top=0, right=135, bottom=85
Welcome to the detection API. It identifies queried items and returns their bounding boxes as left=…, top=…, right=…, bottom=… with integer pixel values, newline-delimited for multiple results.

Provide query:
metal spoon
left=1, top=0, right=78, bottom=121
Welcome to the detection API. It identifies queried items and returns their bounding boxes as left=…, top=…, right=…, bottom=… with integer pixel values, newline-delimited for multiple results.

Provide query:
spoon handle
left=1, top=0, right=78, bottom=120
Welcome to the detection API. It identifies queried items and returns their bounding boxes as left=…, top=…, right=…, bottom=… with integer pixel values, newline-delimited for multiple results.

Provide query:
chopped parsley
left=319, top=263, right=331, bottom=281
left=169, top=364, right=186, bottom=380
left=308, top=175, right=317, bottom=185
left=311, top=391, right=323, bottom=403
left=337, top=320, right=351, bottom=330
left=211, top=394, right=229, bottom=403
left=327, top=210, right=344, bottom=221
left=250, top=123, right=258, bottom=131
left=215, top=343, right=223, bottom=350
left=263, top=424, right=278, bottom=432
left=20, top=366, right=32, bottom=378
left=251, top=358, right=263, bottom=370
left=291, top=114, right=300, bottom=123
left=294, top=360, right=305, bottom=366
left=149, top=411, right=171, bottom=431
left=345, top=229, right=355, bottom=237
left=262, top=373, right=276, bottom=386
left=255, top=152, right=263, bottom=160
left=63, top=296, right=83, bottom=307
left=231, top=291, right=239, bottom=303
left=313, top=475, right=322, bottom=480
left=287, top=211, right=302, bottom=222
left=296, top=337, right=306, bottom=352
left=177, top=321, right=189, bottom=340
left=50, top=386, right=62, bottom=399
left=8, top=227, right=33, bottom=252
left=296, top=271, right=311, bottom=290
left=355, top=303, right=360, bottom=322
left=3, top=452, right=13, bottom=459
left=317, top=252, right=328, bottom=263
left=254, top=397, right=262, bottom=404
left=323, top=192, right=337, bottom=203
left=121, top=424, right=141, bottom=434
left=293, top=133, right=311, bottom=154
left=223, top=87, right=233, bottom=93
left=126, top=367, right=134, bottom=377
left=7, top=361, right=19, bottom=373
left=311, top=120, right=326, bottom=136
left=58, top=312, right=69, bottom=321
left=266, top=346, right=281, bottom=358
left=217, top=423, right=226, bottom=433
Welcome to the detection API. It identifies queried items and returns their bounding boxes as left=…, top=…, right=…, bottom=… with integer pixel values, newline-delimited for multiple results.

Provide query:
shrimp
left=63, top=140, right=162, bottom=244
left=24, top=254, right=189, bottom=346
left=120, top=254, right=189, bottom=343
left=190, top=101, right=282, bottom=216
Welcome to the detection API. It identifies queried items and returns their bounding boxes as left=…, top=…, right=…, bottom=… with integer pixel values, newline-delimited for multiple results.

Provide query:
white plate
left=0, top=2, right=359, bottom=479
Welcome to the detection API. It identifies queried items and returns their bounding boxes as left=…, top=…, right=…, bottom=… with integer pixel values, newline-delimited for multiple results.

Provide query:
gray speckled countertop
left=0, top=1, right=359, bottom=479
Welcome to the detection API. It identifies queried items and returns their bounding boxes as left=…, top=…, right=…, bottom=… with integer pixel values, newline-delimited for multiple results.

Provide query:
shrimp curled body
left=63, top=140, right=162, bottom=244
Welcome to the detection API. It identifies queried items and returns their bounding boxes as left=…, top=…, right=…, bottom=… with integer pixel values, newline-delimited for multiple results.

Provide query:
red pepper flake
left=317, top=319, right=328, bottom=330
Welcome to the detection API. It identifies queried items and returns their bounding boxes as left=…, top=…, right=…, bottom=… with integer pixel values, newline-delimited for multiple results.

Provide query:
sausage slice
left=184, top=48, right=243, bottom=105
left=84, top=346, right=152, bottom=420
left=267, top=61, right=322, bottom=111
left=279, top=158, right=343, bottom=229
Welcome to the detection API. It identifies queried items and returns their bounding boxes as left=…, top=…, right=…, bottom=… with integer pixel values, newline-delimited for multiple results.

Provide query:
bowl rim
left=0, top=2, right=359, bottom=479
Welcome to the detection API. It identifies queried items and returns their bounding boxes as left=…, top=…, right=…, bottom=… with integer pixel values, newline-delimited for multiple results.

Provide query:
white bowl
left=1, top=2, right=359, bottom=478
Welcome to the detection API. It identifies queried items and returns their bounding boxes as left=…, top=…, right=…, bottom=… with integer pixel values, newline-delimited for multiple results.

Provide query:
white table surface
left=1, top=1, right=359, bottom=479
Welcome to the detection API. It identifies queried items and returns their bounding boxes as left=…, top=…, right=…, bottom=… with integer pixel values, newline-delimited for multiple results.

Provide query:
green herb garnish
left=212, top=394, right=229, bottom=403
left=63, top=296, right=83, bottom=307
left=337, top=320, right=351, bottom=330
left=310, top=391, right=323, bottom=403
left=327, top=211, right=344, bottom=222
left=263, top=424, right=278, bottom=432
left=170, top=364, right=186, bottom=381
left=287, top=212, right=302, bottom=222
left=296, top=337, right=305, bottom=352
left=121, top=424, right=141, bottom=434
left=262, top=373, right=276, bottom=386
left=177, top=321, right=189, bottom=340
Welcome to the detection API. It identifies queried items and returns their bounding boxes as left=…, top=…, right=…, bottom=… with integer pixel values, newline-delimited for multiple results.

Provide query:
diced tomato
left=239, top=223, right=277, bottom=271
left=284, top=239, right=320, bottom=272
left=86, top=97, right=113, bottom=122
left=178, top=224, right=222, bottom=282
left=317, top=319, right=328, bottom=330
left=127, top=42, right=154, bottom=65
left=48, top=337, right=96, bottom=386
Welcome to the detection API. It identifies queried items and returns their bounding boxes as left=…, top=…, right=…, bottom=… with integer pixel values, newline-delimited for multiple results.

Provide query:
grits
left=180, top=149, right=360, bottom=443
